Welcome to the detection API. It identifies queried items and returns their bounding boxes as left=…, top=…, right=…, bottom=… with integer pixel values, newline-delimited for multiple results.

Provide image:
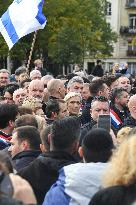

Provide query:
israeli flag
left=0, top=0, right=46, bottom=49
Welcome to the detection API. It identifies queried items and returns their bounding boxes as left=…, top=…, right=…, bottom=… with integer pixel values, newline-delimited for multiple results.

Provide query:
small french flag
left=110, top=109, right=122, bottom=129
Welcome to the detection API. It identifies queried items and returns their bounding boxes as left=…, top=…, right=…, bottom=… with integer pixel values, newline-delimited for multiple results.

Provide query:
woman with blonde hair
left=89, top=134, right=136, bottom=205
left=116, top=126, right=132, bottom=145
left=112, top=63, right=120, bottom=74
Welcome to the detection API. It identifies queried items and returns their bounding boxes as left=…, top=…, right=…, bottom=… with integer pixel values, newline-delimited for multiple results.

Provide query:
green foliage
left=0, top=0, right=117, bottom=66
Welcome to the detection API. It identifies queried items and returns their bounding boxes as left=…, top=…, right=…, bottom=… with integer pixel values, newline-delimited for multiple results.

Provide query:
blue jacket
left=43, top=162, right=107, bottom=205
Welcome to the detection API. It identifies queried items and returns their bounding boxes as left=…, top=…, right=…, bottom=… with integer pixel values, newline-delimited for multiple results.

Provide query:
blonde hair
left=112, top=63, right=119, bottom=74
left=22, top=96, right=42, bottom=113
left=103, top=134, right=136, bottom=187
left=64, top=92, right=82, bottom=102
left=34, top=59, right=42, bottom=66
left=117, top=127, right=132, bottom=145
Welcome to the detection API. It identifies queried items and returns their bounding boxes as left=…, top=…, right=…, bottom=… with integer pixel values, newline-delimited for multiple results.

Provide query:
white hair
left=41, top=75, right=54, bottom=81
left=13, top=88, right=26, bottom=101
left=30, top=70, right=41, bottom=79
left=67, top=76, right=84, bottom=88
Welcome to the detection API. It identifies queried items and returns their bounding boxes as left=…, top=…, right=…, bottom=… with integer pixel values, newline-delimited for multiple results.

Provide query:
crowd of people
left=0, top=59, right=136, bottom=205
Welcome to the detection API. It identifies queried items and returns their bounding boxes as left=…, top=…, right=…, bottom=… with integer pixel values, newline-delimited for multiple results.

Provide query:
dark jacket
left=110, top=103, right=129, bottom=123
left=45, top=117, right=54, bottom=125
left=12, top=150, right=41, bottom=172
left=80, top=96, right=93, bottom=125
left=92, top=65, right=103, bottom=77
left=0, top=130, right=11, bottom=150
left=0, top=197, right=25, bottom=205
left=18, top=151, right=77, bottom=205
left=80, top=119, right=96, bottom=145
left=124, top=116, right=136, bottom=127
left=89, top=184, right=136, bottom=205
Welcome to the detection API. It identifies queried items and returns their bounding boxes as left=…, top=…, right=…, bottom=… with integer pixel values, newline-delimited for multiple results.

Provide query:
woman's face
left=113, top=63, right=119, bottom=71
left=3, top=91, right=14, bottom=104
left=67, top=96, right=81, bottom=116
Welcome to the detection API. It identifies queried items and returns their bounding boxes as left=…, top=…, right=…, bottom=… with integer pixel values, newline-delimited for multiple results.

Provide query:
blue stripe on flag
left=1, top=10, right=19, bottom=44
left=111, top=117, right=119, bottom=129
left=36, top=0, right=46, bottom=25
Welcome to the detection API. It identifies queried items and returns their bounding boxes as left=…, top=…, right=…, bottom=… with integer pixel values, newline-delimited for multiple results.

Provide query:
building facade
left=84, top=0, right=136, bottom=74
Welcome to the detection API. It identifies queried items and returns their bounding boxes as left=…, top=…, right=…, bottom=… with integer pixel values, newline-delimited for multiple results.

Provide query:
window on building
left=106, top=2, right=112, bottom=16
left=129, top=14, right=136, bottom=29
left=128, top=63, right=136, bottom=75
left=128, top=0, right=136, bottom=4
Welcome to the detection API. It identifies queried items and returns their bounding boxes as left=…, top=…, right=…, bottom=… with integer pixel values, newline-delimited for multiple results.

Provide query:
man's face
left=67, top=96, right=81, bottom=116
left=59, top=82, right=66, bottom=98
left=69, top=82, right=83, bottom=94
left=8, top=132, right=23, bottom=158
left=91, top=101, right=110, bottom=122
left=23, top=82, right=30, bottom=94
left=117, top=91, right=129, bottom=107
left=82, top=85, right=90, bottom=101
left=0, top=72, right=9, bottom=87
left=35, top=63, right=43, bottom=69
left=29, top=84, right=44, bottom=101
left=58, top=102, right=69, bottom=119
left=31, top=73, right=41, bottom=80
left=128, top=99, right=136, bottom=119
left=14, top=90, right=27, bottom=105
left=100, top=84, right=110, bottom=99
left=118, top=77, right=131, bottom=92
left=110, top=80, right=119, bottom=90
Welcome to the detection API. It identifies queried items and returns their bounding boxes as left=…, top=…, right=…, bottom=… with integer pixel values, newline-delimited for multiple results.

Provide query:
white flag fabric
left=0, top=0, right=46, bottom=49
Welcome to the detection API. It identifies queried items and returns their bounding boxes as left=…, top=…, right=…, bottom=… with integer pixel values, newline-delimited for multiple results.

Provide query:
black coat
left=124, top=116, right=136, bottom=127
left=18, top=151, right=77, bottom=205
left=12, top=150, right=41, bottom=172
left=92, top=65, right=103, bottom=77
left=80, top=97, right=93, bottom=125
left=0, top=196, right=25, bottom=205
left=89, top=184, right=136, bottom=205
left=110, top=103, right=130, bottom=131
left=80, top=119, right=96, bottom=145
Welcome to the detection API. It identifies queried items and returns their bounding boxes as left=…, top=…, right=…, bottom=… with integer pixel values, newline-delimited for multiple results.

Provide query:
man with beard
left=28, top=79, right=44, bottom=101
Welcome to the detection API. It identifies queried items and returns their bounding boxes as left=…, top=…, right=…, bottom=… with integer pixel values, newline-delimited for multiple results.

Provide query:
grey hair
left=67, top=76, right=84, bottom=88
left=41, top=75, right=54, bottom=81
left=30, top=70, right=41, bottom=79
left=0, top=69, right=10, bottom=74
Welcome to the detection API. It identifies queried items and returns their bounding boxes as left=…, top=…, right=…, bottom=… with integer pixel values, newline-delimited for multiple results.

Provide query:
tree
left=44, top=0, right=117, bottom=65
left=0, top=0, right=117, bottom=71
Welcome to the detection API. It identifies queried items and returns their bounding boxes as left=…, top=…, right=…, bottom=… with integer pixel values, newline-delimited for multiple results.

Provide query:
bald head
left=47, top=79, right=65, bottom=99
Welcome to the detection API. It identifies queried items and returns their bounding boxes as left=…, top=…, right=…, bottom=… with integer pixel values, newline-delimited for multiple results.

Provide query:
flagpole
left=26, top=31, right=38, bottom=73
